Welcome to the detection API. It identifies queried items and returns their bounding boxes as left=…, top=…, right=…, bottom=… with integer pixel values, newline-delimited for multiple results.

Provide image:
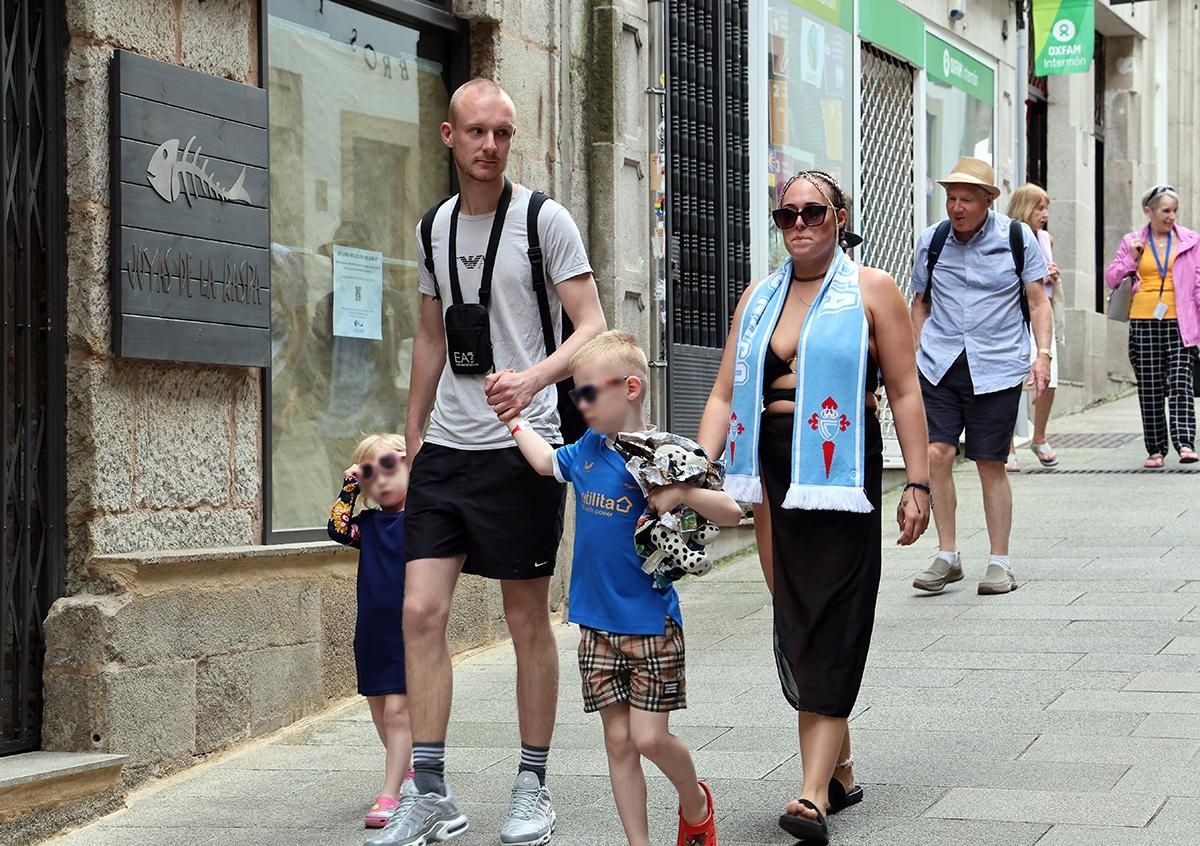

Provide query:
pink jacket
left=1106, top=224, right=1200, bottom=347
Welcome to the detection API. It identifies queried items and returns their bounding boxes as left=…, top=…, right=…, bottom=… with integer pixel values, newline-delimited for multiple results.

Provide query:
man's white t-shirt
left=415, top=184, right=592, bottom=450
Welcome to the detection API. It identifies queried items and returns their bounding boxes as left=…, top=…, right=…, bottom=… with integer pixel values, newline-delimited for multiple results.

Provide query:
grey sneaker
left=365, top=788, right=469, bottom=846
left=913, top=553, right=964, bottom=592
left=500, top=771, right=556, bottom=846
left=978, top=563, right=1018, bottom=595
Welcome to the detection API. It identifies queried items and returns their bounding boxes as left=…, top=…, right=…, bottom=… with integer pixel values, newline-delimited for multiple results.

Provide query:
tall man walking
left=909, top=158, right=1052, bottom=596
left=373, top=79, right=605, bottom=846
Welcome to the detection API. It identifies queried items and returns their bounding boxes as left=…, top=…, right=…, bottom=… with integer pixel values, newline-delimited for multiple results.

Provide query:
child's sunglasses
left=359, top=450, right=405, bottom=481
left=568, top=377, right=630, bottom=406
left=771, top=204, right=830, bottom=230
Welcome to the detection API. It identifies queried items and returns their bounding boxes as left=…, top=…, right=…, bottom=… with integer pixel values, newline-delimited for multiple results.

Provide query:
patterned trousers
left=1128, top=319, right=1198, bottom=455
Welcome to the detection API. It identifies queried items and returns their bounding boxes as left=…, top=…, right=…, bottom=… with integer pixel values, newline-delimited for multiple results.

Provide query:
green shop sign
left=787, top=0, right=853, bottom=33
left=925, top=34, right=994, bottom=106
left=1032, top=0, right=1095, bottom=76
left=859, top=0, right=925, bottom=68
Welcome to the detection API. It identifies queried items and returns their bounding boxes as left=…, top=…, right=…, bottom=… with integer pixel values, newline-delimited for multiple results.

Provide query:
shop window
left=766, top=0, right=854, bottom=271
left=264, top=0, right=460, bottom=538
left=924, top=34, right=995, bottom=225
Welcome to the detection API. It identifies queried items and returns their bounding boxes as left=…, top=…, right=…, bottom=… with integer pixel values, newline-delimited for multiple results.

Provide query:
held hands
left=896, top=487, right=931, bottom=546
left=647, top=483, right=690, bottom=517
left=486, top=368, right=541, bottom=421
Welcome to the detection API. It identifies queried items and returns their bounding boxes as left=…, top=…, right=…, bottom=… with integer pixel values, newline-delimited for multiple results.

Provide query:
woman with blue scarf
left=699, top=171, right=931, bottom=844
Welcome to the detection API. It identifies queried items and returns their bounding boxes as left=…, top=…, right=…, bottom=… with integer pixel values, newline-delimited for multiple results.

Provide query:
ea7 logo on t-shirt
left=458, top=254, right=485, bottom=270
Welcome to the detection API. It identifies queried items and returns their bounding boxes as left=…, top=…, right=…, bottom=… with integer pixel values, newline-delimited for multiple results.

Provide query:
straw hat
left=937, top=156, right=1001, bottom=199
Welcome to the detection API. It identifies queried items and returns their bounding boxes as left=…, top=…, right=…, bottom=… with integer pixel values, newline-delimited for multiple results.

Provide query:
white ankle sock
left=936, top=550, right=959, bottom=564
left=988, top=554, right=1012, bottom=571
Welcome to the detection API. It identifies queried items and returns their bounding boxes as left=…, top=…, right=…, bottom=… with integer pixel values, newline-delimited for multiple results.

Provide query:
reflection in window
left=925, top=81, right=994, bottom=224
left=766, top=0, right=853, bottom=271
left=266, top=2, right=452, bottom=532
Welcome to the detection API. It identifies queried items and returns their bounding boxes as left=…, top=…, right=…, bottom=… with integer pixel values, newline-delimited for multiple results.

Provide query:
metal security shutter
left=664, top=0, right=749, bottom=438
left=1, top=0, right=66, bottom=756
left=859, top=43, right=915, bottom=454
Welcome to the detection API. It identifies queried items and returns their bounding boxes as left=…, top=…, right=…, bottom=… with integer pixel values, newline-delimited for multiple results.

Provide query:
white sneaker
left=500, top=771, right=556, bottom=846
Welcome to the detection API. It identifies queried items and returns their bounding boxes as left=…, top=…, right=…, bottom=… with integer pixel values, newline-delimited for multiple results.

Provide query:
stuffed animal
left=612, top=431, right=728, bottom=590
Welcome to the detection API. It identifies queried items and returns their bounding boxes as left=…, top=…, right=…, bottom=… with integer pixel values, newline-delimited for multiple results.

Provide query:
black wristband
left=904, top=482, right=931, bottom=494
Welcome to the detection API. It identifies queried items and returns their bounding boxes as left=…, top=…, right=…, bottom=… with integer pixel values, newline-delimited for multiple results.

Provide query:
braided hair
left=778, top=169, right=862, bottom=251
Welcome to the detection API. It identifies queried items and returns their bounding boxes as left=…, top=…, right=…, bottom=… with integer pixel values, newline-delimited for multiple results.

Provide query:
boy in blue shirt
left=496, top=330, right=742, bottom=846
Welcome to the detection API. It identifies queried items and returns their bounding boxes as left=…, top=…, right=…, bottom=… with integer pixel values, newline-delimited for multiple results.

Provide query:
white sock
left=989, top=554, right=1012, bottom=572
left=936, top=550, right=959, bottom=564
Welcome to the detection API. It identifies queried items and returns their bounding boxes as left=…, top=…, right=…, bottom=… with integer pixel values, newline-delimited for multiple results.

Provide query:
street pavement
left=49, top=394, right=1200, bottom=846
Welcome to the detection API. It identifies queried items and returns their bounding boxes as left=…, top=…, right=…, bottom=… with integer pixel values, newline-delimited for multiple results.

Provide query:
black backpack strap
left=528, top=190, right=557, bottom=355
left=923, top=220, right=953, bottom=305
left=420, top=196, right=451, bottom=300
left=1010, top=220, right=1031, bottom=326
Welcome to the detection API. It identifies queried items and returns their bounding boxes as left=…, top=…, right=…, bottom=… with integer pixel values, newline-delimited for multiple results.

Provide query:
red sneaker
left=677, top=780, right=716, bottom=846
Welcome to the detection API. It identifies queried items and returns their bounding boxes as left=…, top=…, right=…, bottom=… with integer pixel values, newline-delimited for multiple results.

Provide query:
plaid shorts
left=577, top=619, right=687, bottom=713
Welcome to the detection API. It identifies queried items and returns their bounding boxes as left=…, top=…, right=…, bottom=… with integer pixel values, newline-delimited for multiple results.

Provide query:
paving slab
left=923, top=786, right=1163, bottom=826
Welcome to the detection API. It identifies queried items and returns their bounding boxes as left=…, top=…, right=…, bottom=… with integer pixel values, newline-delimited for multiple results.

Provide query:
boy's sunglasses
left=359, top=450, right=405, bottom=481
left=772, top=204, right=830, bottom=230
left=568, top=377, right=630, bottom=406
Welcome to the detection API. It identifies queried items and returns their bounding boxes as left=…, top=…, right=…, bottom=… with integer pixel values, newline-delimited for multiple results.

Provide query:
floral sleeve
left=327, top=475, right=362, bottom=548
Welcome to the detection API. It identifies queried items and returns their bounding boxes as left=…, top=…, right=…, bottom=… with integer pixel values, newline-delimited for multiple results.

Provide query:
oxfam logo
left=942, top=48, right=951, bottom=78
left=1053, top=19, right=1076, bottom=42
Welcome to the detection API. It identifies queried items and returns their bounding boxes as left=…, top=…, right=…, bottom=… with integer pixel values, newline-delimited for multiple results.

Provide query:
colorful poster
left=1032, top=0, right=1095, bottom=76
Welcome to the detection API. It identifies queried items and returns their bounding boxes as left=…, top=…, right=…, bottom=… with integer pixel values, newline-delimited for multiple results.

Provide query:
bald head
left=448, top=79, right=516, bottom=126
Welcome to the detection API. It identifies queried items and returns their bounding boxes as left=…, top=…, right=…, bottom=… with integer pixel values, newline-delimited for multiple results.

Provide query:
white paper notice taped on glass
left=332, top=245, right=383, bottom=340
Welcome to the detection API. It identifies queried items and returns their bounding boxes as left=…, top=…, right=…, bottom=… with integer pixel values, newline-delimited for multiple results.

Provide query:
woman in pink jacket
left=1105, top=185, right=1200, bottom=467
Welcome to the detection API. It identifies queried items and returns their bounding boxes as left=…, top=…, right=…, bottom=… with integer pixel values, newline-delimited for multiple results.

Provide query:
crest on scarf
left=808, top=396, right=851, bottom=478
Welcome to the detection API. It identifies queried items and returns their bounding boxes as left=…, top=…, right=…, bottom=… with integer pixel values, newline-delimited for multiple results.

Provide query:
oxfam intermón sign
left=1033, top=0, right=1095, bottom=76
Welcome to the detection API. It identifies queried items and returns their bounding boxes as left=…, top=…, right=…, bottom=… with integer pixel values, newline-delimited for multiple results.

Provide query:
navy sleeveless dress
left=351, top=509, right=408, bottom=696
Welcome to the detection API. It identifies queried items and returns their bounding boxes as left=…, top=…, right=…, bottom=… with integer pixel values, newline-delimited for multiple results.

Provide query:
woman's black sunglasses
left=772, top=204, right=831, bottom=230
left=360, top=450, right=404, bottom=481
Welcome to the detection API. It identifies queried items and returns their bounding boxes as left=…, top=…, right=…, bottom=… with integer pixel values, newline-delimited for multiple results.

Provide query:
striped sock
left=412, top=741, right=446, bottom=796
left=519, top=742, right=550, bottom=786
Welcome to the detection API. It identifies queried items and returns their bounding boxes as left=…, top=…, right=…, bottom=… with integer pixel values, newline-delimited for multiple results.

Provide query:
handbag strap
left=446, top=178, right=513, bottom=307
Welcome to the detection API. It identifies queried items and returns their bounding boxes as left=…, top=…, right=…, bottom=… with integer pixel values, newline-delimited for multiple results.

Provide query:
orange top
left=1130, top=241, right=1176, bottom=320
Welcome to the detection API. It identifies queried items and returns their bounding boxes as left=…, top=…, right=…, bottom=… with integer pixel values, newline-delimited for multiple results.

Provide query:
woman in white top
left=1006, top=184, right=1061, bottom=469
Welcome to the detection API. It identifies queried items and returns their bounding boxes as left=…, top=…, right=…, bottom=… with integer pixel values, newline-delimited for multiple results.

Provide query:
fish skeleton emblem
left=146, top=136, right=251, bottom=206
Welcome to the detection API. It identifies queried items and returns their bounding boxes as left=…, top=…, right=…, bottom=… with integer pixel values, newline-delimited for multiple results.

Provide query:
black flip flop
left=827, top=777, right=864, bottom=815
left=778, top=799, right=829, bottom=844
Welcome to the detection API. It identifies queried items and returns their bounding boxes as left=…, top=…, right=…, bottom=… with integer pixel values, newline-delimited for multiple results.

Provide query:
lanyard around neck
left=446, top=177, right=513, bottom=307
left=1149, top=230, right=1172, bottom=293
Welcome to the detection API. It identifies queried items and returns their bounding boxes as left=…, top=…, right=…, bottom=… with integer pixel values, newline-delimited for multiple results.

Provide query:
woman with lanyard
left=698, top=170, right=931, bottom=844
left=1106, top=184, right=1200, bottom=467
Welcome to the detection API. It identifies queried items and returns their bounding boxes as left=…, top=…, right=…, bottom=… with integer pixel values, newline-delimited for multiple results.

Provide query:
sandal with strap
left=1005, top=453, right=1019, bottom=472
left=1144, top=454, right=1165, bottom=469
left=779, top=798, right=829, bottom=844
left=1030, top=441, right=1059, bottom=467
left=1181, top=447, right=1199, bottom=464
left=827, top=756, right=863, bottom=815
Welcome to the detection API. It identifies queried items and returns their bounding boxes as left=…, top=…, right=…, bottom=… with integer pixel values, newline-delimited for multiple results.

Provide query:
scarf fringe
left=723, top=474, right=763, bottom=504
left=781, top=483, right=874, bottom=513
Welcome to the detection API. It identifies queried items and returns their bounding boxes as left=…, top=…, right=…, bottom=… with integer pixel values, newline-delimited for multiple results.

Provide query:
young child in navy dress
left=328, top=433, right=413, bottom=829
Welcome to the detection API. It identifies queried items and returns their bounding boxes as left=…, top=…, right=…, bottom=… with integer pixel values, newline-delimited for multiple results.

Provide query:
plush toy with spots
left=612, top=431, right=728, bottom=590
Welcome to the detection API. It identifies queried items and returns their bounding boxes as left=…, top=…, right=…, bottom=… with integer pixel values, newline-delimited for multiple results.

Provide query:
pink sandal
left=1144, top=454, right=1165, bottom=469
left=1181, top=447, right=1199, bottom=464
left=365, top=794, right=401, bottom=829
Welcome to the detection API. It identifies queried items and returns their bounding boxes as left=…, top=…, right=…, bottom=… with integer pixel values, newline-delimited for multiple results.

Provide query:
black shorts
left=405, top=442, right=566, bottom=579
left=919, top=352, right=1022, bottom=463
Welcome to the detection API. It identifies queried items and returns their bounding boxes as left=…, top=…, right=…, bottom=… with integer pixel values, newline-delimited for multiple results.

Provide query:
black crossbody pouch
left=444, top=178, right=512, bottom=375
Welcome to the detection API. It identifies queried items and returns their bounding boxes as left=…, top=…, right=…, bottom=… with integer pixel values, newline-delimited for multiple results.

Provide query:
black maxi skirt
left=761, top=411, right=883, bottom=718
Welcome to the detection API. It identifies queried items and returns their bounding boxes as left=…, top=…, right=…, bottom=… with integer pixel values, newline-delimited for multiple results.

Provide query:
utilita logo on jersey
left=458, top=255, right=485, bottom=270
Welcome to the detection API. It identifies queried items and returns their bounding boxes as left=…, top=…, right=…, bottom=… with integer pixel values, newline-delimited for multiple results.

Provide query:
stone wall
left=64, top=0, right=262, bottom=592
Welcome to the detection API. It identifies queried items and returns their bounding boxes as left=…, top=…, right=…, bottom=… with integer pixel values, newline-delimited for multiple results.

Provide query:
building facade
left=1, top=0, right=1197, bottom=838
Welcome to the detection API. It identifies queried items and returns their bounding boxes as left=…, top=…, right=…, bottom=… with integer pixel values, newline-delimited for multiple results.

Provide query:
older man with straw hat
left=908, top=156, right=1053, bottom=597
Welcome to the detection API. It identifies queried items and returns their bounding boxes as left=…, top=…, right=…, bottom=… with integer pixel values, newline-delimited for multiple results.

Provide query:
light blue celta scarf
left=723, top=247, right=872, bottom=513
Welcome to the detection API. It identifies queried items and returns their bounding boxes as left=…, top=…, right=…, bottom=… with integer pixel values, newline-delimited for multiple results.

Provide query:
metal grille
left=1025, top=468, right=1199, bottom=475
left=1038, top=432, right=1140, bottom=449
left=1, top=0, right=66, bottom=756
left=665, top=0, right=749, bottom=436
left=859, top=45, right=914, bottom=444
